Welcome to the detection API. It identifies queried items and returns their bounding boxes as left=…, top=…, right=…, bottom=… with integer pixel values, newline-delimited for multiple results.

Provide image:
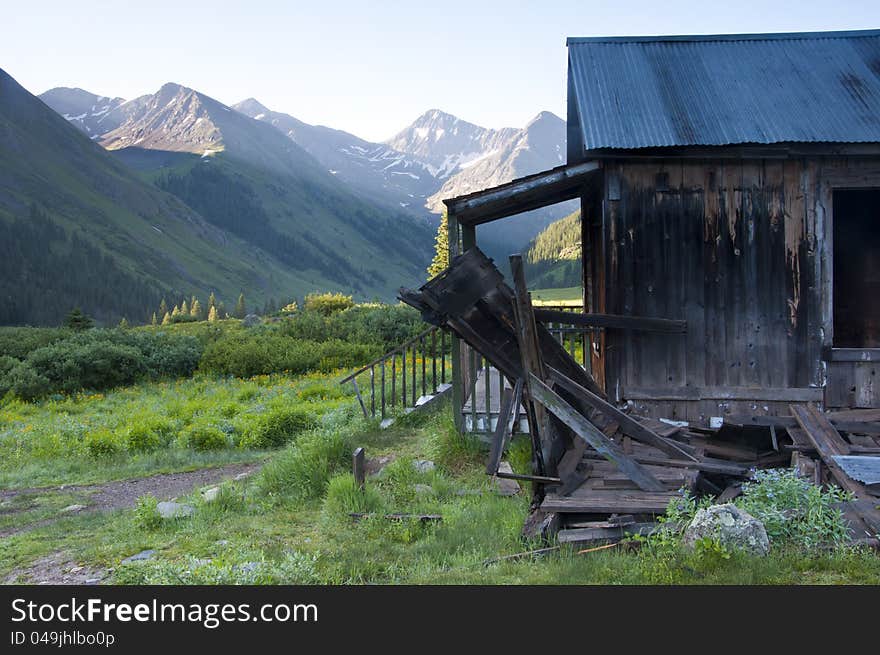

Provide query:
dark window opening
left=833, top=189, right=880, bottom=348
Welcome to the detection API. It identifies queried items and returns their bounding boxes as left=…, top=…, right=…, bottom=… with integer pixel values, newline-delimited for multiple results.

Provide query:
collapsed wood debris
left=400, top=248, right=880, bottom=548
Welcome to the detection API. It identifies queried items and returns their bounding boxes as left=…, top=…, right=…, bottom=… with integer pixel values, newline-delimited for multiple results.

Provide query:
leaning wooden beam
left=528, top=374, right=666, bottom=492
left=546, top=366, right=697, bottom=462
left=534, top=308, right=687, bottom=334
left=790, top=404, right=867, bottom=498
left=486, top=384, right=517, bottom=475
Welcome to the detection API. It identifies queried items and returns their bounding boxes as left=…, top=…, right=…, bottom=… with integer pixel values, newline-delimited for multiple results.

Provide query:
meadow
left=1, top=300, right=878, bottom=585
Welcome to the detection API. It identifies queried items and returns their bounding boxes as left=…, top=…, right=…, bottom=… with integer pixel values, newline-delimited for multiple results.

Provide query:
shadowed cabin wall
left=595, top=157, right=879, bottom=423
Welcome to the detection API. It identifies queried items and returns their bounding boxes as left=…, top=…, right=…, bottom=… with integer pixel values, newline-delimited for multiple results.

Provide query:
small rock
left=121, top=550, right=155, bottom=564
left=61, top=504, right=87, bottom=513
left=365, top=455, right=395, bottom=476
left=412, top=459, right=435, bottom=474
left=682, top=503, right=769, bottom=556
left=68, top=566, right=83, bottom=574
left=233, top=472, right=251, bottom=482
left=201, top=487, right=221, bottom=502
left=156, top=501, right=195, bottom=519
left=84, top=578, right=101, bottom=585
left=414, top=483, right=434, bottom=496
left=493, top=462, right=521, bottom=497
left=215, top=540, right=229, bottom=547
left=191, top=558, right=212, bottom=567
left=242, top=314, right=261, bottom=327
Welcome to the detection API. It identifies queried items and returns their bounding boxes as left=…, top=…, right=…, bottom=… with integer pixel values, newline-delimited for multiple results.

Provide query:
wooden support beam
left=534, top=309, right=687, bottom=333
left=528, top=374, right=666, bottom=492
left=353, top=447, right=365, bottom=490
left=547, top=366, right=697, bottom=462
left=486, top=384, right=517, bottom=475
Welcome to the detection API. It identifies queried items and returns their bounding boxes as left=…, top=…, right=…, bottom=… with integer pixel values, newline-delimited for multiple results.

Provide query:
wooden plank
left=557, top=522, right=657, bottom=545
left=823, top=348, right=880, bottom=362
left=790, top=403, right=870, bottom=497
left=623, top=386, right=823, bottom=402
left=485, top=385, right=516, bottom=475
left=528, top=375, right=666, bottom=492
left=547, top=365, right=697, bottom=461
left=541, top=490, right=678, bottom=514
left=826, top=408, right=880, bottom=422
left=533, top=308, right=686, bottom=333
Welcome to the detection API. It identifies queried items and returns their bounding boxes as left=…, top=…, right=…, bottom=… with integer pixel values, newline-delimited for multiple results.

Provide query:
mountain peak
left=233, top=98, right=271, bottom=118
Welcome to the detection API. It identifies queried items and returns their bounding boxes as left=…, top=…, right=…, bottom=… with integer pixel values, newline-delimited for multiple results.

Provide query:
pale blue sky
left=3, top=0, right=880, bottom=141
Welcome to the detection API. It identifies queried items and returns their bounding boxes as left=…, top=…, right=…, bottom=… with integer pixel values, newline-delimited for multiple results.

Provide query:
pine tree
left=63, top=307, right=94, bottom=331
left=427, top=210, right=450, bottom=279
left=118, top=317, right=129, bottom=329
left=159, top=298, right=168, bottom=317
left=161, top=311, right=172, bottom=326
left=181, top=300, right=189, bottom=316
left=151, top=312, right=158, bottom=326
left=233, top=293, right=246, bottom=319
left=208, top=292, right=217, bottom=311
left=217, top=301, right=227, bottom=319
left=208, top=305, right=218, bottom=322
left=171, top=304, right=180, bottom=317
left=190, top=299, right=201, bottom=318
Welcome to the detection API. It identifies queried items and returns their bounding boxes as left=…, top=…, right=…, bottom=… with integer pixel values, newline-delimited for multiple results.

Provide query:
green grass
left=0, top=371, right=351, bottom=488
left=530, top=286, right=583, bottom=306
left=1, top=395, right=877, bottom=585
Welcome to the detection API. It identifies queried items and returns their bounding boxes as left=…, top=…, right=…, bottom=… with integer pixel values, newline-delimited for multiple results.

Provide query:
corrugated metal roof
left=567, top=29, right=880, bottom=150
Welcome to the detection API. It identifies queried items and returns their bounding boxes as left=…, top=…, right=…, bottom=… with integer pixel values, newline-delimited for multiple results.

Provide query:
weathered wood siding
left=598, top=158, right=880, bottom=421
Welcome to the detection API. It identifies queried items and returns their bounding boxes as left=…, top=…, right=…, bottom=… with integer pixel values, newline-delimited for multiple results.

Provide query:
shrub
left=134, top=494, right=162, bottom=530
left=126, top=417, right=174, bottom=452
left=85, top=429, right=122, bottom=458
left=297, top=383, right=344, bottom=402
left=238, top=406, right=316, bottom=449
left=4, top=363, right=52, bottom=401
left=735, top=468, right=852, bottom=550
left=198, top=334, right=379, bottom=378
left=183, top=424, right=228, bottom=451
left=278, top=304, right=423, bottom=349
left=0, top=327, right=71, bottom=359
left=304, top=292, right=355, bottom=316
left=3, top=329, right=203, bottom=400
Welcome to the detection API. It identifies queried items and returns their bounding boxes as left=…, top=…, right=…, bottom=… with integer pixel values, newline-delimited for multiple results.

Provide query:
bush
left=297, top=383, right=344, bottom=402
left=85, top=429, right=122, bottom=458
left=126, top=417, right=174, bottom=453
left=134, top=494, right=162, bottom=530
left=183, top=424, right=228, bottom=451
left=4, top=362, right=52, bottom=401
left=238, top=406, right=316, bottom=449
left=735, top=469, right=852, bottom=550
left=0, top=327, right=71, bottom=359
left=304, top=292, right=355, bottom=316
left=198, top=334, right=379, bottom=378
left=279, top=304, right=423, bottom=350
left=0, top=329, right=203, bottom=400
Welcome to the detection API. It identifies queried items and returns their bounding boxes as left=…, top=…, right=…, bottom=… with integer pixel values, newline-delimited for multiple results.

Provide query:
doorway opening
left=833, top=189, right=880, bottom=348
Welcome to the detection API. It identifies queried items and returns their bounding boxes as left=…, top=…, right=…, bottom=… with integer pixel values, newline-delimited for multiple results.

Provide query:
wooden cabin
left=443, top=29, right=880, bottom=430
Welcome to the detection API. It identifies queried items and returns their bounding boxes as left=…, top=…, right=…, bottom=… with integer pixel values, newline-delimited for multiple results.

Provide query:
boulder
left=201, top=487, right=220, bottom=503
left=412, top=460, right=435, bottom=474
left=60, top=504, right=87, bottom=513
left=242, top=314, right=261, bottom=327
left=493, top=462, right=521, bottom=497
left=682, top=504, right=769, bottom=556
left=156, top=501, right=195, bottom=519
left=121, top=550, right=155, bottom=564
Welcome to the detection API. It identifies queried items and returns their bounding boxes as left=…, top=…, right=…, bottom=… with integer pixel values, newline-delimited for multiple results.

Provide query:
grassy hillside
left=524, top=209, right=582, bottom=289
left=0, top=69, right=324, bottom=325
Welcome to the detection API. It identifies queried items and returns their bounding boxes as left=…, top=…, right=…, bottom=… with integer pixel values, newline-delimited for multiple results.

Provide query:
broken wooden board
left=557, top=522, right=658, bottom=545
left=528, top=374, right=666, bottom=492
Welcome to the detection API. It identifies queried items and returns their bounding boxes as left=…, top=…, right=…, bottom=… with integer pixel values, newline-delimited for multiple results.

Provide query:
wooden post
left=448, top=211, right=464, bottom=433
left=353, top=447, right=365, bottom=490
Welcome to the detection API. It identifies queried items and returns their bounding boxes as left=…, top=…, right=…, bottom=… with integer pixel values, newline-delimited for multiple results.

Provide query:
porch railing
left=339, top=326, right=452, bottom=422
